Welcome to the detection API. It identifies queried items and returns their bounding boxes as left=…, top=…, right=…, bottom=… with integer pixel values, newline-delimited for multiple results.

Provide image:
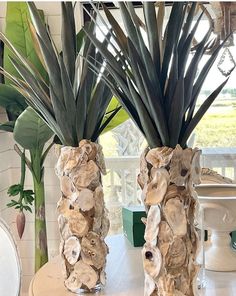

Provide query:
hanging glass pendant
left=217, top=47, right=236, bottom=77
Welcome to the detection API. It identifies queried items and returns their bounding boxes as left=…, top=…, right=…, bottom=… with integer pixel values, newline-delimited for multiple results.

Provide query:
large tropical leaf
left=4, top=2, right=46, bottom=83
left=14, top=107, right=53, bottom=150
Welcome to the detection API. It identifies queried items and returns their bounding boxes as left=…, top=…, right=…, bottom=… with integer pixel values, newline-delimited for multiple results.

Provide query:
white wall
left=0, top=2, right=83, bottom=295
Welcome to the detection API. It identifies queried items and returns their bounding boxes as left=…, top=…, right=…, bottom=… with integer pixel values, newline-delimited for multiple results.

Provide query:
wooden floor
left=28, top=235, right=236, bottom=296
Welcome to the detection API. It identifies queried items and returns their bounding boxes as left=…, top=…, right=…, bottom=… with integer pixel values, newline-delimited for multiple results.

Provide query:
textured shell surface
left=63, top=236, right=81, bottom=265
left=95, top=143, right=107, bottom=175
left=144, top=273, right=156, bottom=296
left=138, top=147, right=150, bottom=189
left=142, top=244, right=162, bottom=280
left=74, top=260, right=99, bottom=289
left=94, top=186, right=104, bottom=218
left=145, top=168, right=169, bottom=205
left=164, top=198, right=187, bottom=237
left=61, top=258, right=69, bottom=279
left=60, top=175, right=75, bottom=197
left=101, top=214, right=110, bottom=238
left=64, top=148, right=85, bottom=174
left=100, top=269, right=106, bottom=286
left=176, top=270, right=192, bottom=295
left=166, top=238, right=187, bottom=268
left=66, top=210, right=90, bottom=237
left=93, top=217, right=102, bottom=233
left=164, top=184, right=188, bottom=204
left=146, top=146, right=173, bottom=168
left=144, top=205, right=161, bottom=245
left=64, top=270, right=82, bottom=292
left=55, top=146, right=71, bottom=176
left=81, top=231, right=108, bottom=269
left=74, top=188, right=95, bottom=212
left=190, top=148, right=202, bottom=185
left=174, top=289, right=186, bottom=296
left=79, top=139, right=97, bottom=161
left=58, top=214, right=72, bottom=240
left=158, top=221, right=173, bottom=245
left=73, top=160, right=99, bottom=188
left=57, top=197, right=70, bottom=215
left=169, top=145, right=193, bottom=186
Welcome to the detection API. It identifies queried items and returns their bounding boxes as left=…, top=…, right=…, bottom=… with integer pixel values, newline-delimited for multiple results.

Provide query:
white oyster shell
left=166, top=238, right=187, bottom=268
left=58, top=214, right=72, bottom=240
left=142, top=244, right=162, bottom=280
left=146, top=146, right=173, bottom=168
left=144, top=205, right=161, bottom=245
left=144, top=273, right=156, bottom=296
left=74, top=188, right=95, bottom=211
left=95, top=143, right=106, bottom=175
left=66, top=210, right=90, bottom=237
left=63, top=236, right=81, bottom=265
left=138, top=147, right=150, bottom=189
left=74, top=260, right=98, bottom=289
left=64, top=270, right=82, bottom=292
left=169, top=145, right=193, bottom=186
left=190, top=148, right=201, bottom=185
left=73, top=160, right=99, bottom=188
left=164, top=198, right=187, bottom=237
left=60, top=175, right=75, bottom=197
left=145, top=168, right=169, bottom=205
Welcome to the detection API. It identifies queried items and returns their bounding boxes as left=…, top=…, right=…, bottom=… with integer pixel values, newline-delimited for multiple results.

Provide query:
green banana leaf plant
left=14, top=107, right=53, bottom=271
left=0, top=2, right=53, bottom=271
left=0, top=2, right=127, bottom=149
left=83, top=2, right=230, bottom=149
left=0, top=41, right=3, bottom=83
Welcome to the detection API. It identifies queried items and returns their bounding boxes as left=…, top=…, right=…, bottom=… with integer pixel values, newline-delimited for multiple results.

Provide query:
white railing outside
left=104, top=148, right=236, bottom=234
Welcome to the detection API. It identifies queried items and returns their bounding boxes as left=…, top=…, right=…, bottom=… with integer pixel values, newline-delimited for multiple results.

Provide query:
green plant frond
left=84, top=2, right=230, bottom=148
left=14, top=107, right=53, bottom=150
left=180, top=78, right=229, bottom=146
left=1, top=2, right=124, bottom=147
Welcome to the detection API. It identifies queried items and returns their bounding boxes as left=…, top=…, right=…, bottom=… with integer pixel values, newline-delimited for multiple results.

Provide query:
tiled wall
left=0, top=2, right=83, bottom=295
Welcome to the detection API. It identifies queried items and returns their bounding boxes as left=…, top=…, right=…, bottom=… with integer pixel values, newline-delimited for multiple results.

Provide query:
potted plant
left=84, top=2, right=230, bottom=295
left=0, top=1, right=123, bottom=293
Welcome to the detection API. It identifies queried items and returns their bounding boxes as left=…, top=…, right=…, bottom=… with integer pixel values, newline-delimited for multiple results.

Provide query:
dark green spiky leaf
left=61, top=2, right=76, bottom=83
left=0, top=121, right=15, bottom=132
left=84, top=2, right=228, bottom=148
left=180, top=78, right=229, bottom=146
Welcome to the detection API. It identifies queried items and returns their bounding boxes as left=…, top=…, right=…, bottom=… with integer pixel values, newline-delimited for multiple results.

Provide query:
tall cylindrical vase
left=56, top=140, right=109, bottom=293
left=138, top=145, right=201, bottom=296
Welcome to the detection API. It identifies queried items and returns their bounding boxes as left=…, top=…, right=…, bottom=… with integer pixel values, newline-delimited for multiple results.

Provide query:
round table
left=29, top=234, right=236, bottom=296
left=29, top=235, right=144, bottom=296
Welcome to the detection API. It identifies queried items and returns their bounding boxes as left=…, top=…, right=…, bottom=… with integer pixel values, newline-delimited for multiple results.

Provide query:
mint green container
left=122, top=206, right=147, bottom=247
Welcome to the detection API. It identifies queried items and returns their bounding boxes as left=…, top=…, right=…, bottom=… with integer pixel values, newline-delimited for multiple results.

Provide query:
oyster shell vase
left=138, top=145, right=201, bottom=296
left=56, top=140, right=109, bottom=293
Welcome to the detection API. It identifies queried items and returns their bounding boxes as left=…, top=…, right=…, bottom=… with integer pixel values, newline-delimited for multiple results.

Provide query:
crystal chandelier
left=211, top=2, right=236, bottom=76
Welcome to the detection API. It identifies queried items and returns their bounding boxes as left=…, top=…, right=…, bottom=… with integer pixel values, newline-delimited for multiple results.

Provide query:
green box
left=122, top=206, right=147, bottom=247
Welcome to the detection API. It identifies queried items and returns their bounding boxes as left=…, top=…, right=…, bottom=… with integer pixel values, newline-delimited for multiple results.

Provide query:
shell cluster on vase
left=138, top=145, right=202, bottom=296
left=56, top=139, right=109, bottom=293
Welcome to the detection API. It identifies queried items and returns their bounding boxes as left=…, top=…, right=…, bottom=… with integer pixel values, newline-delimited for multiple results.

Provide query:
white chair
left=0, top=218, right=21, bottom=296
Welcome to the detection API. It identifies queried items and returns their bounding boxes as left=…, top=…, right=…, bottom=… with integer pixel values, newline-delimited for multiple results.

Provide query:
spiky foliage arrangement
left=84, top=2, right=229, bottom=149
left=0, top=2, right=117, bottom=147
